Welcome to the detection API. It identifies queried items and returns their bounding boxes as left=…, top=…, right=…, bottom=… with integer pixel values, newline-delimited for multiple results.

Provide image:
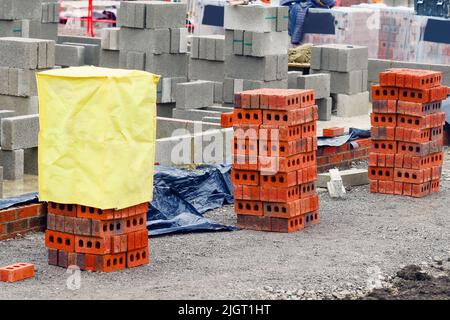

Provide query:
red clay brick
left=0, top=263, right=35, bottom=282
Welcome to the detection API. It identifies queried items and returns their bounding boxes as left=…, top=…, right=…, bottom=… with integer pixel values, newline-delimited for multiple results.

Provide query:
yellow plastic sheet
left=36, top=66, right=160, bottom=209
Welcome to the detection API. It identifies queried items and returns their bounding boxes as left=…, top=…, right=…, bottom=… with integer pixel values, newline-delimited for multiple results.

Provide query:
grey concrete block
left=55, top=44, right=85, bottom=67
left=242, top=79, right=288, bottom=90
left=287, top=71, right=303, bottom=89
left=332, top=91, right=370, bottom=117
left=317, top=168, right=368, bottom=188
left=0, top=148, right=24, bottom=180
left=276, top=6, right=289, bottom=32
left=201, top=116, right=221, bottom=124
left=225, top=54, right=281, bottom=81
left=0, top=37, right=40, bottom=69
left=156, top=117, right=221, bottom=139
left=170, top=28, right=188, bottom=54
left=125, top=51, right=146, bottom=70
left=213, top=82, right=223, bottom=103
left=0, top=110, right=15, bottom=120
left=0, top=95, right=38, bottom=115
left=193, top=129, right=227, bottom=164
left=172, top=108, right=222, bottom=121
left=176, top=81, right=214, bottom=109
left=145, top=53, right=188, bottom=78
left=101, top=27, right=120, bottom=50
left=24, top=147, right=38, bottom=175
left=199, top=36, right=208, bottom=60
left=224, top=30, right=234, bottom=56
left=99, top=49, right=120, bottom=68
left=29, top=21, right=58, bottom=42
left=0, top=68, right=8, bottom=95
left=233, top=30, right=244, bottom=55
left=191, top=36, right=199, bottom=59
left=157, top=77, right=172, bottom=104
left=188, top=58, right=224, bottom=82
left=368, top=58, right=391, bottom=82
left=277, top=54, right=288, bottom=80
left=327, top=70, right=366, bottom=95
left=119, top=27, right=170, bottom=55
left=0, top=0, right=42, bottom=20
left=243, top=31, right=288, bottom=57
left=156, top=134, right=193, bottom=166
left=1, top=114, right=39, bottom=150
left=296, top=73, right=331, bottom=99
left=311, top=46, right=321, bottom=70
left=170, top=77, right=188, bottom=102
left=0, top=19, right=29, bottom=37
left=63, top=42, right=100, bottom=66
left=157, top=103, right=176, bottom=118
left=224, top=4, right=278, bottom=32
left=215, top=37, right=225, bottom=62
left=117, top=1, right=145, bottom=28
left=145, top=2, right=186, bottom=29
left=206, top=37, right=216, bottom=61
left=205, top=105, right=234, bottom=113
left=317, top=97, right=332, bottom=121
left=223, top=78, right=243, bottom=104
left=336, top=45, right=368, bottom=72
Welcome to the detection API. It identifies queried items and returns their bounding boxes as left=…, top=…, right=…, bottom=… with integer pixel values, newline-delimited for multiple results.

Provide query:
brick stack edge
left=369, top=68, right=447, bottom=197
left=0, top=203, right=46, bottom=241
left=230, top=88, right=320, bottom=232
left=45, top=202, right=149, bottom=272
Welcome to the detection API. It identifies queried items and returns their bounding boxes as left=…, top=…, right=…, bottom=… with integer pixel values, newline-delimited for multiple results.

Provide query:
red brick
left=6, top=219, right=29, bottom=234
left=127, top=247, right=149, bottom=269
left=17, top=204, right=42, bottom=219
left=322, top=127, right=344, bottom=137
left=0, top=263, right=35, bottom=282
left=0, top=208, right=17, bottom=223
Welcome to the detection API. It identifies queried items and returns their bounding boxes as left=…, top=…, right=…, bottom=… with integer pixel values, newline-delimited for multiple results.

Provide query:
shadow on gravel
left=363, top=265, right=450, bottom=300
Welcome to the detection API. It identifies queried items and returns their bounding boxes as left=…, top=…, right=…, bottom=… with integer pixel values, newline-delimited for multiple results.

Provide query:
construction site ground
left=0, top=151, right=449, bottom=300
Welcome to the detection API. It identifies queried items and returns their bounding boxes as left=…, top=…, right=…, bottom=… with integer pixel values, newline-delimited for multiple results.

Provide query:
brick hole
left=95, top=241, right=100, bottom=249
left=57, top=237, right=62, bottom=244
left=238, top=202, right=243, bottom=209
left=78, top=239, right=84, bottom=247
left=130, top=254, right=135, bottom=262
left=245, top=113, right=250, bottom=120
left=87, top=241, right=92, bottom=248
left=132, top=219, right=137, bottom=226
left=275, top=114, right=280, bottom=121
left=49, top=235, right=55, bottom=243
left=274, top=206, right=279, bottom=213
left=126, top=220, right=131, bottom=228
left=107, top=259, right=111, bottom=267
left=51, top=203, right=57, bottom=209
left=245, top=203, right=251, bottom=210
left=65, top=239, right=71, bottom=246
left=103, top=224, right=107, bottom=232
left=113, top=258, right=117, bottom=266
left=139, top=218, right=143, bottom=225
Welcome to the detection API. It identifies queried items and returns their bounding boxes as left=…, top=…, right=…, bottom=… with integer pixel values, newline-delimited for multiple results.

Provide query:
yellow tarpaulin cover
left=36, top=66, right=160, bottom=209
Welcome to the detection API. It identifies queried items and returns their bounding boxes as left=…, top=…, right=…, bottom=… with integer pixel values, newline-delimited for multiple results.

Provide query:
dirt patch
left=364, top=264, right=450, bottom=300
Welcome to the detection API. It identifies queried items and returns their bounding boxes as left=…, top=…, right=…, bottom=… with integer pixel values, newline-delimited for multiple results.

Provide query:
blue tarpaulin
left=0, top=192, right=38, bottom=211
left=318, top=128, right=370, bottom=147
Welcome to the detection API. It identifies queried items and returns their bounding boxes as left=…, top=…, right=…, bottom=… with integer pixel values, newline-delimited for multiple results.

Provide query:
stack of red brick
left=231, top=88, right=320, bottom=232
left=45, top=202, right=149, bottom=272
left=370, top=68, right=447, bottom=197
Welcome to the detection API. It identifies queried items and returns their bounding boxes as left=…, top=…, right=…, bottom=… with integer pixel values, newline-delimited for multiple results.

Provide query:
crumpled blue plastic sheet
left=318, top=127, right=370, bottom=147
left=0, top=192, right=38, bottom=210
left=148, top=164, right=237, bottom=236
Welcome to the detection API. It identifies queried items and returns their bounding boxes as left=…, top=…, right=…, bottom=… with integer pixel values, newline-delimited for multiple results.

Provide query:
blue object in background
left=202, top=5, right=224, bottom=27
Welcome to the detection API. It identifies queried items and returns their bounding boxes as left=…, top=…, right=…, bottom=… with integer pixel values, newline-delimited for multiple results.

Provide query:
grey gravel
left=0, top=151, right=449, bottom=299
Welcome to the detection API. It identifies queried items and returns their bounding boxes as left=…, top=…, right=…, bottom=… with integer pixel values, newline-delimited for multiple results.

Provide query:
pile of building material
left=369, top=68, right=448, bottom=197
left=222, top=4, right=290, bottom=104
left=0, top=0, right=59, bottom=40
left=189, top=34, right=225, bottom=103
left=232, top=88, right=319, bottom=232
left=311, top=44, right=370, bottom=117
left=118, top=0, right=188, bottom=110
left=0, top=37, right=55, bottom=180
left=46, top=202, right=149, bottom=272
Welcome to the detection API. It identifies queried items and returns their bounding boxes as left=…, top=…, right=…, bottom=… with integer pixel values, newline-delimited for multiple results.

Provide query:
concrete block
left=157, top=103, right=175, bottom=118
left=24, top=147, right=38, bottom=175
left=119, top=27, right=170, bottom=55
left=55, top=44, right=85, bottom=67
left=29, top=21, right=58, bottom=42
left=101, top=27, right=120, bottom=50
left=224, top=4, right=278, bottom=32
left=145, top=53, right=188, bottom=78
left=287, top=71, right=303, bottom=89
left=145, top=2, right=186, bottom=29
left=0, top=166, right=2, bottom=197
left=277, top=54, right=288, bottom=80
left=332, top=91, right=370, bottom=117
left=0, top=95, right=38, bottom=115
left=170, top=77, right=188, bottom=102
left=191, top=36, right=199, bottom=59
left=206, top=37, right=217, bottom=61
left=215, top=37, right=225, bottom=62
left=317, top=97, right=332, bottom=121
left=176, top=81, right=214, bottom=109
left=157, top=117, right=188, bottom=139
left=0, top=68, right=8, bottom=95
left=233, top=30, right=244, bottom=55
left=0, top=0, right=42, bottom=20
left=63, top=42, right=99, bottom=66
left=156, top=134, right=193, bottom=166
left=213, top=82, right=223, bottom=103
left=99, top=49, right=120, bottom=68
left=0, top=37, right=40, bottom=69
left=242, top=79, right=288, bottom=91
left=170, top=28, right=188, bottom=54
left=172, top=108, right=222, bottom=121
left=243, top=31, right=288, bottom=57
left=328, top=70, right=366, bottom=95
left=336, top=45, right=368, bottom=72
left=311, top=46, right=322, bottom=70
left=223, top=78, right=244, bottom=104
left=205, top=105, right=234, bottom=113
left=368, top=58, right=391, bottom=82
left=188, top=58, right=224, bottom=82
left=276, top=6, right=289, bottom=32
left=0, top=148, right=24, bottom=180
left=0, top=19, right=29, bottom=37
left=201, top=116, right=221, bottom=124
left=117, top=1, right=145, bottom=28
left=157, top=77, right=172, bottom=104
left=224, top=30, right=234, bottom=56
left=0, top=110, right=15, bottom=121
left=317, top=168, right=368, bottom=188
left=296, top=73, right=331, bottom=99
left=193, top=129, right=225, bottom=164
left=224, top=54, right=281, bottom=81
left=126, top=51, right=146, bottom=70
left=1, top=114, right=39, bottom=150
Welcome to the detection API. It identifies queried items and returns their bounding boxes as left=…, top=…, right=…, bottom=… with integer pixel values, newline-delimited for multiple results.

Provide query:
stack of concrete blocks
left=117, top=1, right=188, bottom=116
left=288, top=71, right=332, bottom=121
left=172, top=80, right=234, bottom=124
left=0, top=37, right=55, bottom=180
left=310, top=44, right=370, bottom=117
left=100, top=27, right=120, bottom=68
left=222, top=4, right=289, bottom=104
left=368, top=58, right=450, bottom=101
left=55, top=36, right=102, bottom=68
left=0, top=0, right=59, bottom=41
left=189, top=35, right=225, bottom=104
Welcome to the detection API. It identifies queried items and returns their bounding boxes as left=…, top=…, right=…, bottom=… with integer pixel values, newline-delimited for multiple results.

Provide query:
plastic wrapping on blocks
left=36, top=67, right=160, bottom=210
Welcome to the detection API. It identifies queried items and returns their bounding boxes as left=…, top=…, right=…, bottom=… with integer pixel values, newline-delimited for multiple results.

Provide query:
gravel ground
left=1, top=152, right=450, bottom=300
